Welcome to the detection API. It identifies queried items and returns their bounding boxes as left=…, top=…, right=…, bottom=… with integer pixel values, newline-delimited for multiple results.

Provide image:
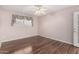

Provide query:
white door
left=73, top=12, right=79, bottom=47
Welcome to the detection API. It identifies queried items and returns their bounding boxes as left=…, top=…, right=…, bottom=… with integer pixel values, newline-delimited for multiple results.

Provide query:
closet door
left=73, top=12, right=79, bottom=47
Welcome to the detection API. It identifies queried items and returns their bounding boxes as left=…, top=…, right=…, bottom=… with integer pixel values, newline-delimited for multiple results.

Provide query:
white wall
left=0, top=9, right=38, bottom=43
left=38, top=6, right=79, bottom=44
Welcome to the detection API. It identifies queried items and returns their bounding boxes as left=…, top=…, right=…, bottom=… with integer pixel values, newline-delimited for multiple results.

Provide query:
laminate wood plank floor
left=1, top=36, right=79, bottom=54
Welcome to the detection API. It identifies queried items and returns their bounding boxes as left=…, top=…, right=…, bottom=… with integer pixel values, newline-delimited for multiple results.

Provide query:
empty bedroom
left=0, top=5, right=79, bottom=54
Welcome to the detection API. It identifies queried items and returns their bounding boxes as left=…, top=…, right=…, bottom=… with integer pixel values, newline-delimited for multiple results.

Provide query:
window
left=11, top=14, right=33, bottom=26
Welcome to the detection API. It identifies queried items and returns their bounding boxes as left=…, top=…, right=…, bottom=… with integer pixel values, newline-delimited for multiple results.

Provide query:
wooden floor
left=1, top=36, right=79, bottom=54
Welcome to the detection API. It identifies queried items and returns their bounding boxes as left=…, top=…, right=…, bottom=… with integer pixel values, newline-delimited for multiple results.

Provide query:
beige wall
left=1, top=6, right=79, bottom=45
left=38, top=6, right=79, bottom=44
left=0, top=9, right=38, bottom=42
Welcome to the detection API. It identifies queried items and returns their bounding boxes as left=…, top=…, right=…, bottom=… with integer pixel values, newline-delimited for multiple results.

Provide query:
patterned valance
left=12, top=15, right=32, bottom=20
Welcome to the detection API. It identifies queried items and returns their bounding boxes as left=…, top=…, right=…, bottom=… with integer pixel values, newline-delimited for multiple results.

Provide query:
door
left=73, top=12, right=79, bottom=47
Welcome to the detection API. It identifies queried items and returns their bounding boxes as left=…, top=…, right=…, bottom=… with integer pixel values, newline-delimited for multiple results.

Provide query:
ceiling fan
left=34, top=5, right=47, bottom=16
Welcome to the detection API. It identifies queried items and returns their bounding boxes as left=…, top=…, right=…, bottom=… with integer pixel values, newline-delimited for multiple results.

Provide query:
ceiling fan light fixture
left=34, top=5, right=47, bottom=16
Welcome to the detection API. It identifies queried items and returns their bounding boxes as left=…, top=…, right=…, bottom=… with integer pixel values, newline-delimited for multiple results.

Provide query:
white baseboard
left=0, top=35, right=73, bottom=48
left=39, top=35, right=73, bottom=45
left=1, top=34, right=38, bottom=43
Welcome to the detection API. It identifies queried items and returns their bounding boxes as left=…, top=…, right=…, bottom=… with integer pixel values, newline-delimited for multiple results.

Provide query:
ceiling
left=0, top=5, right=73, bottom=16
